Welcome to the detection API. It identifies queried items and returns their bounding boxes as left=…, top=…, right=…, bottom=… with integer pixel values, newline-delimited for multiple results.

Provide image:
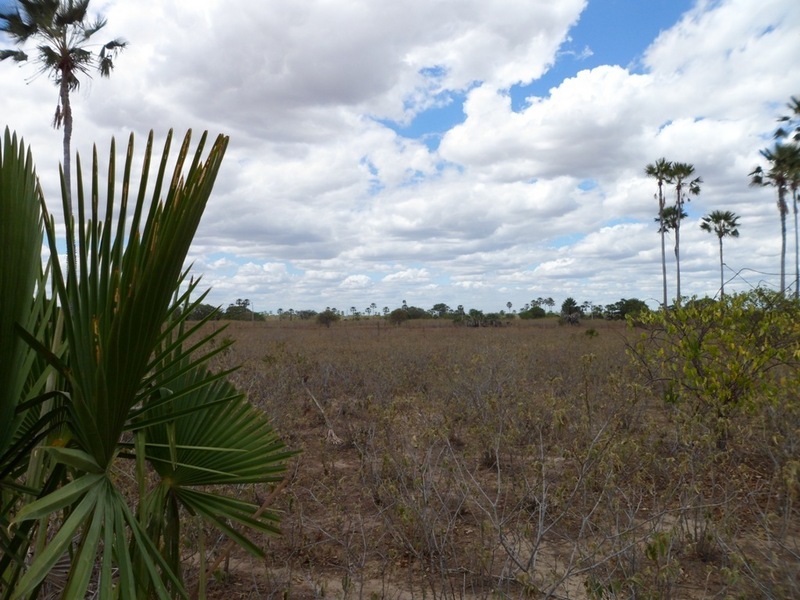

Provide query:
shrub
left=629, top=288, right=800, bottom=446
left=316, top=309, right=340, bottom=327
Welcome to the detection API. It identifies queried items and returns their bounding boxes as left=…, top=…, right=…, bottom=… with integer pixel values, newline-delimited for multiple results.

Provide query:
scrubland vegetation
left=193, top=305, right=798, bottom=599
left=1, top=5, right=797, bottom=591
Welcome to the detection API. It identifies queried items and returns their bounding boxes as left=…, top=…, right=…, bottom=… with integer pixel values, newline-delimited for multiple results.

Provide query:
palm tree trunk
left=60, top=76, right=72, bottom=217
left=718, top=236, right=725, bottom=298
left=780, top=188, right=787, bottom=296
left=794, top=193, right=798, bottom=299
left=660, top=225, right=668, bottom=307
left=675, top=224, right=681, bottom=304
left=59, top=75, right=77, bottom=282
left=659, top=185, right=668, bottom=308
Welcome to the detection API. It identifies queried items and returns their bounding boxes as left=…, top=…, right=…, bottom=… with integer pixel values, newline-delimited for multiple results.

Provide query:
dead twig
left=303, top=378, right=343, bottom=445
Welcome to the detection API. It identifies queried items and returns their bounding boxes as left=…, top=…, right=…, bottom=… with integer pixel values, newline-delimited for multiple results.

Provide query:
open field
left=189, top=318, right=798, bottom=599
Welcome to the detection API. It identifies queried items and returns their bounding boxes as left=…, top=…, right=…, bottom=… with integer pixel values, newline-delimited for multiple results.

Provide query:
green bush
left=316, top=309, right=341, bottom=327
left=519, top=306, right=546, bottom=319
left=630, top=289, right=800, bottom=446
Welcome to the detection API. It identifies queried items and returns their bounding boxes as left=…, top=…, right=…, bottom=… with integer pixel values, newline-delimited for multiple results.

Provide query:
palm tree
left=0, top=0, right=126, bottom=215
left=750, top=144, right=798, bottom=296
left=790, top=150, right=800, bottom=299
left=700, top=210, right=741, bottom=298
left=646, top=158, right=673, bottom=307
left=670, top=162, right=702, bottom=303
left=772, top=96, right=800, bottom=297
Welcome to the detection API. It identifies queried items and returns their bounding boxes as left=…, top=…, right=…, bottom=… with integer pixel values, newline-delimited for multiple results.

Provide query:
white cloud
left=1, top=0, right=798, bottom=312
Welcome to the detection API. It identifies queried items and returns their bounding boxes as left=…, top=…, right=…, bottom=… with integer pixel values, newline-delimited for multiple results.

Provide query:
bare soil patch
left=186, top=318, right=798, bottom=598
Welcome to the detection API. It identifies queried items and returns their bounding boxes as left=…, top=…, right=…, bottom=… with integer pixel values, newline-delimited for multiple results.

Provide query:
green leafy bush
left=629, top=289, right=800, bottom=446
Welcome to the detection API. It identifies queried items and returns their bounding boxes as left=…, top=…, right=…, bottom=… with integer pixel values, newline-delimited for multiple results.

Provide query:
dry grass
left=184, top=318, right=798, bottom=599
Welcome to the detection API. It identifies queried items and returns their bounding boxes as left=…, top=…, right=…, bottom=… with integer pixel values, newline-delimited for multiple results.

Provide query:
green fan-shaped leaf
left=12, top=473, right=103, bottom=522
left=11, top=480, right=101, bottom=600
left=0, top=127, right=44, bottom=463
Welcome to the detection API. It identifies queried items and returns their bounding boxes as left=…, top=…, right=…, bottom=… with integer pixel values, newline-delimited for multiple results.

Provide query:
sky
left=1, top=0, right=799, bottom=314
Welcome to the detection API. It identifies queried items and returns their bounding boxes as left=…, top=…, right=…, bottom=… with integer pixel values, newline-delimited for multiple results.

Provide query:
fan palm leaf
left=4, top=127, right=292, bottom=599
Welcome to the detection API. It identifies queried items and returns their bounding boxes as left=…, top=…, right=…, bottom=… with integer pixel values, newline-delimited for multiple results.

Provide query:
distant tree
left=387, top=308, right=409, bottom=325
left=187, top=303, right=219, bottom=321
left=370, top=302, right=378, bottom=316
left=561, top=297, right=580, bottom=315
left=296, top=309, right=318, bottom=320
left=404, top=305, right=429, bottom=319
left=670, top=162, right=702, bottom=303
left=467, top=308, right=485, bottom=326
left=1, top=0, right=126, bottom=214
left=544, top=297, right=555, bottom=311
left=604, top=298, right=649, bottom=320
left=431, top=302, right=451, bottom=318
left=700, top=210, right=741, bottom=298
left=506, top=301, right=512, bottom=313
left=224, top=298, right=255, bottom=320
left=485, top=312, right=503, bottom=324
left=316, top=309, right=340, bottom=328
left=646, top=158, right=673, bottom=307
left=519, top=306, right=546, bottom=319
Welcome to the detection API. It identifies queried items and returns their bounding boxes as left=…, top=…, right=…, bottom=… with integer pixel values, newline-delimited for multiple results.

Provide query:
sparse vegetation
left=177, top=311, right=799, bottom=599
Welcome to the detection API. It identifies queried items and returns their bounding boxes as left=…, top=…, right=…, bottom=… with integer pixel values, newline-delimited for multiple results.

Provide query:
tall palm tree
left=750, top=144, right=797, bottom=296
left=0, top=0, right=126, bottom=215
left=645, top=158, right=673, bottom=307
left=790, top=149, right=800, bottom=299
left=700, top=210, right=740, bottom=298
left=670, top=162, right=702, bottom=303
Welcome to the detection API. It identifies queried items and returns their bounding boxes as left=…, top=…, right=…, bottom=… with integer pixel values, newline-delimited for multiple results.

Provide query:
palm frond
left=43, top=129, right=228, bottom=468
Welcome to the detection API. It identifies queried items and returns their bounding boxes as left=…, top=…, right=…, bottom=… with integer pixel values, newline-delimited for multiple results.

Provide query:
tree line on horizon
left=191, top=295, right=650, bottom=325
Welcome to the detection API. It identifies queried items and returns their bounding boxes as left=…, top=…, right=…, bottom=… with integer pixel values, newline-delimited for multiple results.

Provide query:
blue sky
left=384, top=0, right=697, bottom=149
left=513, top=0, right=697, bottom=97
left=1, top=0, right=798, bottom=313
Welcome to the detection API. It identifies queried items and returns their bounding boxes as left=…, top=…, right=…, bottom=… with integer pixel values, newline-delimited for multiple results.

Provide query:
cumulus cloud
left=1, top=0, right=798, bottom=312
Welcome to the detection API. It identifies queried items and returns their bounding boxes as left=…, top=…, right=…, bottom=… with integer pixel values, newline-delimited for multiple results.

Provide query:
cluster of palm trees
left=750, top=96, right=800, bottom=298
left=646, top=158, right=716, bottom=304
left=648, top=96, right=800, bottom=305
